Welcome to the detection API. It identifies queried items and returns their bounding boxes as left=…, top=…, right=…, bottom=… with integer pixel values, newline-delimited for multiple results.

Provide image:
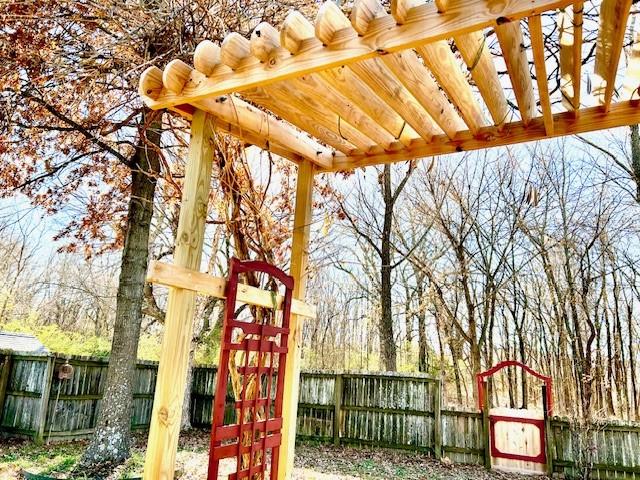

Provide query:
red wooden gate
left=477, top=361, right=553, bottom=470
left=208, top=258, right=294, bottom=480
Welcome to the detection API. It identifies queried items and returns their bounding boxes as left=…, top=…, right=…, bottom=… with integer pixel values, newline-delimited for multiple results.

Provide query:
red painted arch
left=476, top=360, right=553, bottom=415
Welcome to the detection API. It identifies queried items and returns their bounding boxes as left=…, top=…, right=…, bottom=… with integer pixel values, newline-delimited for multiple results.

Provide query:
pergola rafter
left=138, top=0, right=640, bottom=478
left=140, top=0, right=640, bottom=172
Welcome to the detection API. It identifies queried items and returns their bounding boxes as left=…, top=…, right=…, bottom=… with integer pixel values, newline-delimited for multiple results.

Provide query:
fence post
left=542, top=385, right=554, bottom=476
left=433, top=378, right=442, bottom=460
left=0, top=353, right=13, bottom=424
left=333, top=373, right=343, bottom=446
left=35, top=355, right=55, bottom=444
left=481, top=381, right=491, bottom=470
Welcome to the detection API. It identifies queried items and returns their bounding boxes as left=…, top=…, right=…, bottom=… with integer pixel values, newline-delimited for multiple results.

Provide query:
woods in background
left=305, top=134, right=640, bottom=422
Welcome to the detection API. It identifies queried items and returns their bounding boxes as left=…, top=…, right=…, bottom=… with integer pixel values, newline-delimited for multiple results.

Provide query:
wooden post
left=433, top=378, right=442, bottom=460
left=143, top=109, right=215, bottom=480
left=542, top=385, right=555, bottom=476
left=333, top=373, right=343, bottom=446
left=0, top=353, right=13, bottom=423
left=481, top=380, right=491, bottom=470
left=278, top=159, right=315, bottom=480
left=35, top=355, right=55, bottom=444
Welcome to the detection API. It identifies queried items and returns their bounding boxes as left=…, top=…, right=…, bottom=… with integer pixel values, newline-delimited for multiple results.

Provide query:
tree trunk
left=630, top=125, right=640, bottom=202
left=80, top=112, right=161, bottom=469
left=379, top=164, right=397, bottom=371
left=181, top=343, right=195, bottom=430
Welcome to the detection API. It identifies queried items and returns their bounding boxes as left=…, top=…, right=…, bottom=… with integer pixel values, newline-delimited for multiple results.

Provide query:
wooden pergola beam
left=529, top=15, right=554, bottom=135
left=141, top=65, right=335, bottom=169
left=140, top=0, right=574, bottom=111
left=353, top=0, right=465, bottom=139
left=281, top=7, right=420, bottom=146
left=454, top=30, right=510, bottom=127
left=329, top=101, right=640, bottom=171
left=146, top=261, right=317, bottom=319
left=594, top=0, right=632, bottom=111
left=495, top=20, right=536, bottom=125
left=169, top=104, right=309, bottom=163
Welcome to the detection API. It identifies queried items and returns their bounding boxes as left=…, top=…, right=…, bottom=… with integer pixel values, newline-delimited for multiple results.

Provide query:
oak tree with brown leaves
left=1, top=0, right=315, bottom=471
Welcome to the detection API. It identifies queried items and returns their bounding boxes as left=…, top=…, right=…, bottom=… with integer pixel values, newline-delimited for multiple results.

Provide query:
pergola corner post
left=143, top=109, right=215, bottom=480
left=278, top=159, right=315, bottom=480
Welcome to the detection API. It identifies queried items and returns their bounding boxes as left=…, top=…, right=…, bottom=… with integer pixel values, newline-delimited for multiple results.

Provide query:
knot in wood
left=158, top=406, right=171, bottom=426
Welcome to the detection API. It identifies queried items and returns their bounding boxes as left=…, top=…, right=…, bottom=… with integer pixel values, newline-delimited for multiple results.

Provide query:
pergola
left=137, top=0, right=639, bottom=477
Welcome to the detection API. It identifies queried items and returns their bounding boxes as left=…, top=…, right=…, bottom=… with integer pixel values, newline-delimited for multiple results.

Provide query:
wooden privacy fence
left=1, top=352, right=639, bottom=478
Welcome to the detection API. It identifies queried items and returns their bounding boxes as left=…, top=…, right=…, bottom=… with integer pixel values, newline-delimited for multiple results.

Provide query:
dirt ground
left=0, top=430, right=544, bottom=479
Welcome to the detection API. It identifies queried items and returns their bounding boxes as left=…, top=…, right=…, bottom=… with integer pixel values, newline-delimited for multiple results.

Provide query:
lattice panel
left=208, top=258, right=293, bottom=480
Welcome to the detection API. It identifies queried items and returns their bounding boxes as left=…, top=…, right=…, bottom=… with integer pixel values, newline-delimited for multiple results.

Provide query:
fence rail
left=1, top=352, right=639, bottom=478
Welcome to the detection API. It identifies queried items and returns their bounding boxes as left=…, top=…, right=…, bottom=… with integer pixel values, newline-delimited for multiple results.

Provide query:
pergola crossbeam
left=147, top=261, right=317, bottom=319
left=330, top=101, right=640, bottom=171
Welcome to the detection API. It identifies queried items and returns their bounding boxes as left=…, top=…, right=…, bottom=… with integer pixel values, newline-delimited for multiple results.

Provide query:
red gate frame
left=208, top=258, right=294, bottom=480
left=476, top=360, right=552, bottom=465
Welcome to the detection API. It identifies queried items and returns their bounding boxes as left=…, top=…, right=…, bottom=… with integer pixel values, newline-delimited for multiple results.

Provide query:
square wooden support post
left=143, top=109, right=215, bottom=480
left=278, top=159, right=315, bottom=480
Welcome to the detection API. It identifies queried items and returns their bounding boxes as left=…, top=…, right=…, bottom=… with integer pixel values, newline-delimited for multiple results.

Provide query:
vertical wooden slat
left=36, top=356, right=55, bottom=444
left=572, top=1, right=584, bottom=113
left=542, top=385, right=554, bottom=475
left=334, top=373, right=343, bottom=446
left=558, top=6, right=577, bottom=110
left=143, top=109, right=215, bottom=480
left=434, top=378, right=442, bottom=459
left=278, top=159, right=315, bottom=480
left=0, top=354, right=12, bottom=424
left=529, top=14, right=555, bottom=135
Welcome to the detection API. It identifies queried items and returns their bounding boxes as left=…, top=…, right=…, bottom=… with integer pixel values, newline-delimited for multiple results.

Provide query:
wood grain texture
left=417, top=41, right=487, bottom=134
left=146, top=261, right=316, bottom=318
left=593, top=0, right=632, bottom=110
left=330, top=101, right=640, bottom=171
left=278, top=160, right=315, bottom=480
left=140, top=0, right=574, bottom=110
left=240, top=84, right=362, bottom=154
left=193, top=40, right=221, bottom=76
left=454, top=30, right=509, bottom=127
left=572, top=1, right=583, bottom=113
left=349, top=58, right=439, bottom=142
left=292, top=73, right=399, bottom=148
left=558, top=7, right=577, bottom=110
left=143, top=109, right=215, bottom=480
left=623, top=32, right=640, bottom=100
left=193, top=96, right=334, bottom=168
left=382, top=50, right=465, bottom=139
left=529, top=15, right=554, bottom=135
left=319, top=66, right=419, bottom=146
left=495, top=20, right=536, bottom=125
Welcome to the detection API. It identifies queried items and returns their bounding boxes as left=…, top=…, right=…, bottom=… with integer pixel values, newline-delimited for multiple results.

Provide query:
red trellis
left=476, top=360, right=553, bottom=415
left=208, top=258, right=294, bottom=480
left=476, top=360, right=553, bottom=466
